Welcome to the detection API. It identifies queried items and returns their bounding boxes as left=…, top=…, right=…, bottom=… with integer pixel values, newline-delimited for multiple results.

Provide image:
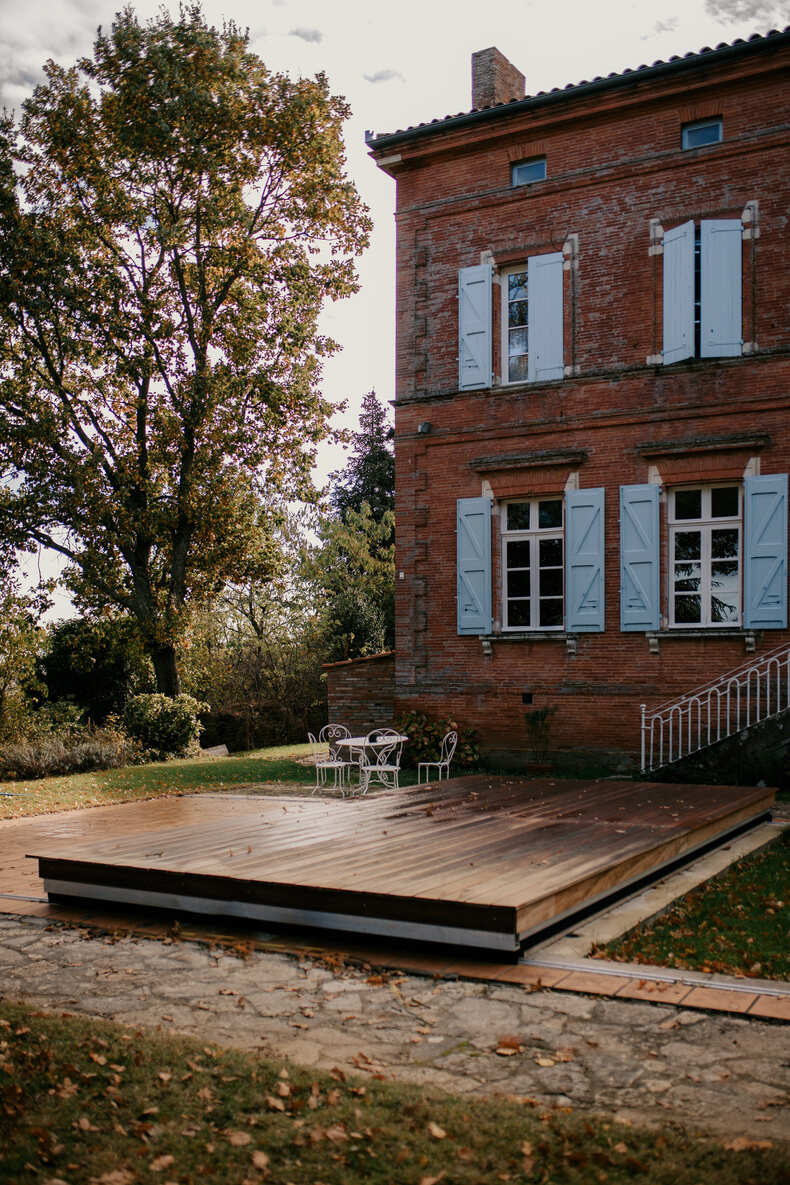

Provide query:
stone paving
left=2, top=913, right=790, bottom=1146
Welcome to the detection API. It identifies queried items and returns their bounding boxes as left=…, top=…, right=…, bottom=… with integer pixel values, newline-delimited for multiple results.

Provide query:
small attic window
left=511, top=157, right=546, bottom=186
left=681, top=118, right=722, bottom=150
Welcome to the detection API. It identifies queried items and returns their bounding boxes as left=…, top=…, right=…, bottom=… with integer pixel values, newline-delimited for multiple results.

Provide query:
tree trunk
left=151, top=644, right=180, bottom=697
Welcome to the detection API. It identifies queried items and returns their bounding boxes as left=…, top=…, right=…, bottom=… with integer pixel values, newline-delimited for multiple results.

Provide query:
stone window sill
left=646, top=629, right=759, bottom=654
left=481, top=631, right=579, bottom=655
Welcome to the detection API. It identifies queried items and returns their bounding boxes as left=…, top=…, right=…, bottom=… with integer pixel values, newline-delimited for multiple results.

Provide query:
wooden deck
left=29, top=777, right=774, bottom=953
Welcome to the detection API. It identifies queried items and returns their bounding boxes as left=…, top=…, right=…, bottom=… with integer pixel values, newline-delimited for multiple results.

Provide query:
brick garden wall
left=370, top=37, right=790, bottom=771
left=324, top=652, right=396, bottom=735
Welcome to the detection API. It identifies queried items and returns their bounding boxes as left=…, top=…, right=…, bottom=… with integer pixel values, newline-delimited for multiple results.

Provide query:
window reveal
left=506, top=269, right=529, bottom=383
left=669, top=485, right=741, bottom=626
left=503, top=499, right=564, bottom=629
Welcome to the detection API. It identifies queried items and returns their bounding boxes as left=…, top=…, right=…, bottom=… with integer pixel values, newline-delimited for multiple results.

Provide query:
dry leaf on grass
left=150, top=1154, right=175, bottom=1172
left=419, top=1173, right=446, bottom=1185
left=92, top=1171, right=135, bottom=1185
left=535, top=1057, right=555, bottom=1067
left=427, top=1121, right=447, bottom=1140
left=251, top=1150, right=270, bottom=1169
left=265, top=1095, right=286, bottom=1112
left=723, top=1137, right=773, bottom=1151
left=612, top=1142, right=628, bottom=1154
left=228, top=1131, right=251, bottom=1146
left=325, top=1124, right=348, bottom=1143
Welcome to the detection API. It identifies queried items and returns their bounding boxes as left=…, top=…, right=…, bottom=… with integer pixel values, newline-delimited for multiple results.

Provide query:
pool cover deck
left=28, top=776, right=774, bottom=953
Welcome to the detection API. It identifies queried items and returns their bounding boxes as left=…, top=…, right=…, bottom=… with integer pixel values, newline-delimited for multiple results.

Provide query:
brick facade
left=323, top=652, right=396, bottom=735
left=368, top=31, right=790, bottom=770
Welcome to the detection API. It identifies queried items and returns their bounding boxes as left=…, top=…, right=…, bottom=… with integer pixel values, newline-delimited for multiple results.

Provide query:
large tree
left=0, top=4, right=370, bottom=694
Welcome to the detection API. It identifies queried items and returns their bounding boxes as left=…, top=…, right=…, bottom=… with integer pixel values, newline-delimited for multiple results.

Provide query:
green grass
left=0, top=743, right=425, bottom=820
left=593, top=830, right=790, bottom=980
left=0, top=744, right=320, bottom=820
left=0, top=1001, right=786, bottom=1184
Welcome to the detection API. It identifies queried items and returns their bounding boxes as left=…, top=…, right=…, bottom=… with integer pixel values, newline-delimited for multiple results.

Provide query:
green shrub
left=395, top=709, right=479, bottom=770
left=0, top=722, right=134, bottom=779
left=124, top=693, right=208, bottom=759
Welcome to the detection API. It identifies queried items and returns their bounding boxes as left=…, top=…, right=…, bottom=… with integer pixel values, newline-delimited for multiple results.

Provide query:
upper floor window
left=669, top=484, right=741, bottom=627
left=503, top=266, right=528, bottom=383
left=502, top=498, right=564, bottom=630
left=681, top=118, right=722, bottom=150
left=511, top=157, right=546, bottom=186
left=662, top=218, right=742, bottom=364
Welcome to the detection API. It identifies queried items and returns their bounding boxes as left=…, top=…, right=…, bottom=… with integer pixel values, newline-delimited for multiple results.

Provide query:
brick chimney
left=471, top=47, right=525, bottom=109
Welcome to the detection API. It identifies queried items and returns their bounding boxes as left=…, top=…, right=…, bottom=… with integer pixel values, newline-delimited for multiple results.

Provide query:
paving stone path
left=3, top=914, right=790, bottom=1146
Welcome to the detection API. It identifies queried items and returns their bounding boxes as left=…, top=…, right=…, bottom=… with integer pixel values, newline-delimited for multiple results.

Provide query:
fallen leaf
left=228, top=1131, right=251, bottom=1146
left=613, top=1142, right=628, bottom=1154
left=93, top=1171, right=135, bottom=1185
left=77, top=1116, right=99, bottom=1132
left=326, top=1088, right=341, bottom=1105
left=419, top=1173, right=446, bottom=1185
left=251, top=1150, right=270, bottom=1169
left=277, top=1082, right=291, bottom=1098
left=158, top=1071, right=172, bottom=1084
left=521, top=1140, right=534, bottom=1156
left=535, top=1057, right=555, bottom=1068
left=265, top=1095, right=285, bottom=1112
left=723, top=1137, right=773, bottom=1151
left=428, top=1121, right=447, bottom=1140
left=150, top=1154, right=175, bottom=1172
left=325, top=1124, right=348, bottom=1143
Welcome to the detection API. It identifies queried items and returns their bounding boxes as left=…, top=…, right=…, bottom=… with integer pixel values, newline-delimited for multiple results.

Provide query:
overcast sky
left=5, top=0, right=788, bottom=610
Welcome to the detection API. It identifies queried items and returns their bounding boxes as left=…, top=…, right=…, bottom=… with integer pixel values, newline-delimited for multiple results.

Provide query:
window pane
left=508, top=327, right=528, bottom=357
left=508, top=300, right=528, bottom=328
left=507, top=538, right=531, bottom=565
left=507, top=569, right=531, bottom=598
left=683, top=120, right=721, bottom=149
left=508, top=600, right=531, bottom=627
left=675, top=595, right=701, bottom=623
left=540, top=599, right=563, bottom=628
left=711, top=486, right=739, bottom=519
left=539, top=536, right=563, bottom=566
left=674, top=565, right=701, bottom=592
left=506, top=505, right=531, bottom=532
left=508, top=355, right=529, bottom=383
left=538, top=501, right=562, bottom=530
left=508, top=272, right=527, bottom=301
left=674, top=490, right=702, bottom=520
left=711, top=587, right=738, bottom=623
left=712, top=528, right=738, bottom=559
left=512, top=158, right=546, bottom=185
left=675, top=531, right=701, bottom=561
left=540, top=568, right=563, bottom=597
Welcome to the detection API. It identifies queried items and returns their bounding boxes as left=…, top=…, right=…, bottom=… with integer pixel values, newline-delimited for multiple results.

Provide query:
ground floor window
left=502, top=498, right=564, bottom=629
left=668, top=484, right=741, bottom=626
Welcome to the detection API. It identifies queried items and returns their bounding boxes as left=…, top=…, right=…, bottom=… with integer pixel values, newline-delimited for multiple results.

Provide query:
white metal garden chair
left=417, top=730, right=458, bottom=784
left=357, top=729, right=406, bottom=795
left=319, top=723, right=357, bottom=788
left=308, top=731, right=349, bottom=794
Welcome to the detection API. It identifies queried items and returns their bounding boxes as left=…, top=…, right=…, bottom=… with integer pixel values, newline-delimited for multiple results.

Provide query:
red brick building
left=359, top=30, right=790, bottom=772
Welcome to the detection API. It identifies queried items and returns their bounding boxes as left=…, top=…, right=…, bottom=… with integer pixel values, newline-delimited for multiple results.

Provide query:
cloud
left=704, top=0, right=788, bottom=24
left=640, top=16, right=680, bottom=39
left=0, top=0, right=106, bottom=108
left=289, top=27, right=323, bottom=43
left=363, top=68, right=405, bottom=84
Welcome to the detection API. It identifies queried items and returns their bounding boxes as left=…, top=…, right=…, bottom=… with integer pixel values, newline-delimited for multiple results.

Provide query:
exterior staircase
left=641, top=643, right=790, bottom=775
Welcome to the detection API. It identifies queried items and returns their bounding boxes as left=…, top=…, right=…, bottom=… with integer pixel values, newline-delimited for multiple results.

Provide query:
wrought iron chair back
left=319, top=723, right=351, bottom=760
left=358, top=730, right=405, bottom=794
left=417, top=729, right=458, bottom=784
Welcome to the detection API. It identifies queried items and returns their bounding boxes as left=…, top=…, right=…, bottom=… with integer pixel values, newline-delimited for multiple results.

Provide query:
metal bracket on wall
left=565, top=635, right=577, bottom=657
left=646, top=632, right=660, bottom=655
left=481, top=637, right=493, bottom=657
left=744, top=632, right=756, bottom=654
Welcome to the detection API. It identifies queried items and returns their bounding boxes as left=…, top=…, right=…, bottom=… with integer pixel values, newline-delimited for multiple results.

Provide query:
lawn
left=0, top=743, right=425, bottom=820
left=0, top=1001, right=785, bottom=1185
left=0, top=743, right=318, bottom=820
left=593, top=829, right=790, bottom=980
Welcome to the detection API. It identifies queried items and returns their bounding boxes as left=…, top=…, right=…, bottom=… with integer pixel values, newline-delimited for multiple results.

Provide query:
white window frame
left=500, top=263, right=529, bottom=386
left=511, top=157, right=546, bottom=186
left=501, top=497, right=564, bottom=631
left=668, top=484, right=742, bottom=628
left=681, top=118, right=722, bottom=150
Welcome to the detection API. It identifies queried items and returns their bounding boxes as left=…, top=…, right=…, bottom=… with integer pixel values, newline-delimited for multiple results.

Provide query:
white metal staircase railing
left=640, top=642, right=790, bottom=773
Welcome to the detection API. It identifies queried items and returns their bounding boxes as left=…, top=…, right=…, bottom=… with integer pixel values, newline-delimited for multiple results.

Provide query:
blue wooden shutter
left=744, top=474, right=788, bottom=629
left=457, top=497, right=492, bottom=635
left=662, top=220, right=695, bottom=365
left=566, top=488, right=605, bottom=632
left=620, top=484, right=660, bottom=631
left=458, top=265, right=492, bottom=390
left=701, top=219, right=742, bottom=358
left=527, top=252, right=564, bottom=382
